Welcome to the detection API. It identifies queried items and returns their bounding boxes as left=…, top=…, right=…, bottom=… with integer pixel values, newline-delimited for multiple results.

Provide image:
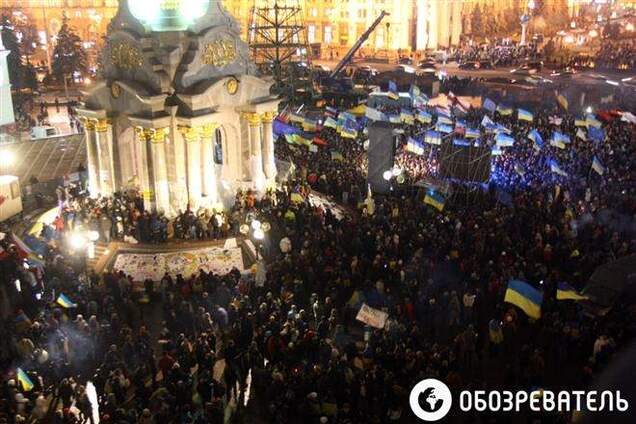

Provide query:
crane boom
left=328, top=10, right=389, bottom=79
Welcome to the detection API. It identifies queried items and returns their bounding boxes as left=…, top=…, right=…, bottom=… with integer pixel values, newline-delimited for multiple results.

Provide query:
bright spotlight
left=69, top=233, right=86, bottom=250
left=87, top=230, right=100, bottom=242
left=383, top=170, right=393, bottom=181
left=253, top=228, right=265, bottom=240
left=0, top=150, right=15, bottom=168
left=586, top=106, right=593, bottom=114
left=251, top=219, right=261, bottom=230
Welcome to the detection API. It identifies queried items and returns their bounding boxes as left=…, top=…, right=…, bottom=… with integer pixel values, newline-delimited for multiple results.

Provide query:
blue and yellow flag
left=331, top=151, right=344, bottom=161
left=406, top=137, right=424, bottom=155
left=424, top=191, right=445, bottom=211
left=517, top=108, right=533, bottom=122
left=56, top=293, right=77, bottom=309
left=504, top=280, right=543, bottom=319
left=556, top=282, right=588, bottom=301
left=388, top=80, right=399, bottom=100
left=591, top=156, right=606, bottom=176
left=417, top=110, right=432, bottom=124
left=424, top=130, right=442, bottom=145
left=17, top=368, right=34, bottom=391
left=496, top=104, right=513, bottom=116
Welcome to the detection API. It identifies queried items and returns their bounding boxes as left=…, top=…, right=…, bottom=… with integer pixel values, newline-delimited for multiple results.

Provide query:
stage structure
left=438, top=138, right=491, bottom=202
left=248, top=0, right=310, bottom=95
left=77, top=0, right=280, bottom=216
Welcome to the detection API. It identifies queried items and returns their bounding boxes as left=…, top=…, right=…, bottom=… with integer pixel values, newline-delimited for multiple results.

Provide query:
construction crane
left=328, top=10, right=390, bottom=79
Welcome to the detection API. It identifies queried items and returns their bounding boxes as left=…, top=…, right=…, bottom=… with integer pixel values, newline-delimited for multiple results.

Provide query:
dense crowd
left=594, top=40, right=636, bottom=71
left=453, top=44, right=537, bottom=67
left=2, top=86, right=636, bottom=424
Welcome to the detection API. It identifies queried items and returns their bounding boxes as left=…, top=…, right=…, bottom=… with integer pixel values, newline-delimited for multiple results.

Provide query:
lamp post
left=243, top=219, right=270, bottom=261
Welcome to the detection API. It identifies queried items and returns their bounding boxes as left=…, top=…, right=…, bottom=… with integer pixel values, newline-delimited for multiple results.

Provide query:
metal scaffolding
left=248, top=0, right=310, bottom=95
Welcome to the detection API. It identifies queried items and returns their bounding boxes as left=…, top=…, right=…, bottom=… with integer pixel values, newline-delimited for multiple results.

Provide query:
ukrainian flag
left=323, top=117, right=338, bottom=129
left=56, top=293, right=76, bottom=309
left=424, top=130, right=442, bottom=145
left=437, top=115, right=453, bottom=125
left=17, top=368, right=34, bottom=391
left=586, top=114, right=602, bottom=128
left=517, top=108, right=533, bottom=122
left=496, top=104, right=513, bottom=116
left=400, top=110, right=415, bottom=125
left=556, top=282, right=588, bottom=301
left=575, top=118, right=587, bottom=127
left=591, top=156, right=606, bottom=176
left=406, top=137, right=424, bottom=155
left=417, top=111, right=432, bottom=124
left=340, top=126, right=357, bottom=139
left=388, top=81, right=399, bottom=100
left=424, top=191, right=445, bottom=211
left=504, top=280, right=543, bottom=319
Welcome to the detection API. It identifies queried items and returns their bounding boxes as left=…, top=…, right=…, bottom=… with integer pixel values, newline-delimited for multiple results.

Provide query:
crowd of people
left=594, top=40, right=636, bottom=71
left=2, top=81, right=636, bottom=424
left=453, top=44, right=537, bottom=67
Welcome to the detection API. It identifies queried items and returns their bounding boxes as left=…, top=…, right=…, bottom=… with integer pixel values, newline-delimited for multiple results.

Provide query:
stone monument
left=77, top=0, right=279, bottom=215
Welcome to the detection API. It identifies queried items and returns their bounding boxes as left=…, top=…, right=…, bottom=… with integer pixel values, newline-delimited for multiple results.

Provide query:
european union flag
left=483, top=98, right=496, bottom=113
left=588, top=126, right=605, bottom=143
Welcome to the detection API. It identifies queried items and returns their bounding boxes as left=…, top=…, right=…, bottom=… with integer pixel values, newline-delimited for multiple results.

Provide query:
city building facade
left=2, top=0, right=470, bottom=65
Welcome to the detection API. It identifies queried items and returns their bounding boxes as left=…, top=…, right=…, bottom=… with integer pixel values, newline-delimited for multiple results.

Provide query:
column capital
left=243, top=112, right=261, bottom=127
left=151, top=128, right=168, bottom=143
left=200, top=123, right=219, bottom=138
left=178, top=125, right=200, bottom=142
left=261, top=111, right=277, bottom=123
left=134, top=126, right=156, bottom=142
left=95, top=118, right=111, bottom=132
left=80, top=117, right=96, bottom=131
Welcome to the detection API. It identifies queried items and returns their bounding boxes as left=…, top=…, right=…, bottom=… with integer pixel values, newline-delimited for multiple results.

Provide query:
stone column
left=150, top=128, right=170, bottom=215
left=260, top=112, right=277, bottom=180
left=180, top=126, right=202, bottom=209
left=134, top=127, right=155, bottom=211
left=200, top=123, right=219, bottom=207
left=95, top=119, right=115, bottom=195
left=247, top=113, right=266, bottom=191
left=81, top=117, right=100, bottom=197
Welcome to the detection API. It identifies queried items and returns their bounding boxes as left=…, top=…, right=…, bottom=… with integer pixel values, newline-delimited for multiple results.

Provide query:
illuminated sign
left=129, top=0, right=209, bottom=32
